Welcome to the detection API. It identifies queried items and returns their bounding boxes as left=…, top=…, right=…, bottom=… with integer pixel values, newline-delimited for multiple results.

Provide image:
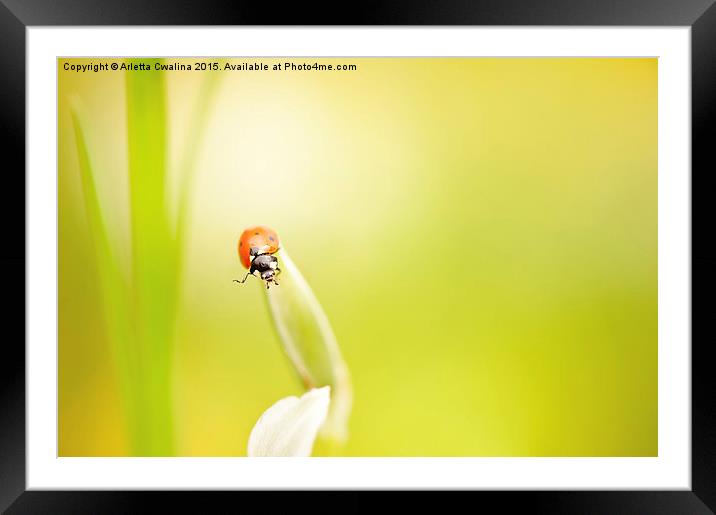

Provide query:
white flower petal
left=247, top=386, right=331, bottom=457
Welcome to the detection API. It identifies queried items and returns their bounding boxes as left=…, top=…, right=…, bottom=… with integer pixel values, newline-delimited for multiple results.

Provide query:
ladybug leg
left=234, top=271, right=253, bottom=284
left=275, top=267, right=282, bottom=277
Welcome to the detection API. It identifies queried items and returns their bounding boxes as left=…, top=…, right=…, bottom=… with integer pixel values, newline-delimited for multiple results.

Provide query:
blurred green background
left=58, top=57, right=657, bottom=456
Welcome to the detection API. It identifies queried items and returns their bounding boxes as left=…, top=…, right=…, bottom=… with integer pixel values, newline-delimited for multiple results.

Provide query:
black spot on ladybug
left=269, top=236, right=275, bottom=242
left=254, top=232, right=259, bottom=235
left=239, top=241, right=243, bottom=247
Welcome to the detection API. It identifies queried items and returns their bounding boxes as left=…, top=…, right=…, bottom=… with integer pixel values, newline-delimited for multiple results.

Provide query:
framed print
left=2, top=0, right=714, bottom=513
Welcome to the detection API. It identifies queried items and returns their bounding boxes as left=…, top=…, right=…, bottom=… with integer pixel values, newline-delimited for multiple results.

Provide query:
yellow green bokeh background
left=59, top=57, right=657, bottom=456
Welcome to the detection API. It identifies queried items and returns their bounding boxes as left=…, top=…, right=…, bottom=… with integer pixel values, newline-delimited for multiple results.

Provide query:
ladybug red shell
left=238, top=226, right=280, bottom=269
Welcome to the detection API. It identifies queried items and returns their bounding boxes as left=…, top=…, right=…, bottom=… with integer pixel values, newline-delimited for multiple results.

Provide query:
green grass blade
left=125, top=58, right=176, bottom=455
left=69, top=101, right=139, bottom=452
left=175, top=71, right=222, bottom=283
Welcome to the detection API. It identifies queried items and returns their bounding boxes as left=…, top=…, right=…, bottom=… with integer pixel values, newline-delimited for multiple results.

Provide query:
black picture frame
left=2, top=1, right=713, bottom=513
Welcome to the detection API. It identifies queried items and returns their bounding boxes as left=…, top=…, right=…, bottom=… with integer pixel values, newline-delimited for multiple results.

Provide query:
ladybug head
left=251, top=253, right=281, bottom=286
left=260, top=269, right=276, bottom=281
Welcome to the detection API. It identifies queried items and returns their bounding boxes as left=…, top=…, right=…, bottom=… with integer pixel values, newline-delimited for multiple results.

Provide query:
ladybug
left=234, top=226, right=281, bottom=289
